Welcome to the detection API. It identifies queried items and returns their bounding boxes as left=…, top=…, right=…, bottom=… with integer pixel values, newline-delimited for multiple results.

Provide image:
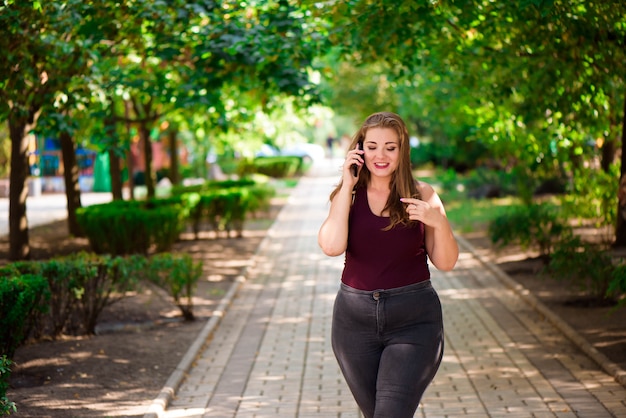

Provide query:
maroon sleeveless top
left=341, top=187, right=430, bottom=291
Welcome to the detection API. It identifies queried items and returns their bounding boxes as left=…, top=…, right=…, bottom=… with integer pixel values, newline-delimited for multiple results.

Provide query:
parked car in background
left=256, top=143, right=325, bottom=163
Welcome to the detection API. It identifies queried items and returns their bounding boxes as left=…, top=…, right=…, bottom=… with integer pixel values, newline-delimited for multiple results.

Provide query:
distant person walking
left=326, top=135, right=335, bottom=158
left=318, top=111, right=459, bottom=418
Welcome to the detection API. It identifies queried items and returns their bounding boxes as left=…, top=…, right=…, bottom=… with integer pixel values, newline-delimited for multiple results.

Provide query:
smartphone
left=352, top=141, right=363, bottom=177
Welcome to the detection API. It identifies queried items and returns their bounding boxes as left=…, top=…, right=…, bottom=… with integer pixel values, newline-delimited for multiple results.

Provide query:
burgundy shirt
left=341, top=187, right=430, bottom=290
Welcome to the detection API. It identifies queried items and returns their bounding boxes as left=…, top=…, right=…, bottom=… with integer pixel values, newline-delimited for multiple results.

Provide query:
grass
left=445, top=197, right=523, bottom=234
left=416, top=168, right=525, bottom=234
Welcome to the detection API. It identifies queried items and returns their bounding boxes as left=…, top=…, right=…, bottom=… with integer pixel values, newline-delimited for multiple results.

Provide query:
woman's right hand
left=343, top=144, right=364, bottom=185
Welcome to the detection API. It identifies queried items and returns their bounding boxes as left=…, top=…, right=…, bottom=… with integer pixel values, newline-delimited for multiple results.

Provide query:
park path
left=137, top=159, right=626, bottom=417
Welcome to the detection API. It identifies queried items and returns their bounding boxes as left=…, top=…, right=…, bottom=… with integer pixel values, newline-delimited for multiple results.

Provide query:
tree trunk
left=140, top=122, right=155, bottom=199
left=59, top=130, right=83, bottom=237
left=104, top=111, right=123, bottom=201
left=600, top=137, right=616, bottom=173
left=124, top=100, right=135, bottom=200
left=168, top=127, right=180, bottom=185
left=108, top=149, right=123, bottom=200
left=615, top=88, right=626, bottom=247
left=7, top=115, right=35, bottom=260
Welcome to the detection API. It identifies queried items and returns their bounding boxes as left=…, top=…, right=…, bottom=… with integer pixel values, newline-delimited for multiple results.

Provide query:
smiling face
left=362, top=127, right=400, bottom=179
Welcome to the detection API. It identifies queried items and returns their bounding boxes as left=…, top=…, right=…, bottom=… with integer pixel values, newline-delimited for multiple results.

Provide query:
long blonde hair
left=329, top=111, right=420, bottom=229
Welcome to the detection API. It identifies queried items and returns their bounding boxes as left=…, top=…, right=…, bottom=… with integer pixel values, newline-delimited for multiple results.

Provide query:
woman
left=318, top=111, right=459, bottom=417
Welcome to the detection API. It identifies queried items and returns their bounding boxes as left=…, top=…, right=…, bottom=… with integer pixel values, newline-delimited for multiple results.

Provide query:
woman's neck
left=369, top=176, right=390, bottom=192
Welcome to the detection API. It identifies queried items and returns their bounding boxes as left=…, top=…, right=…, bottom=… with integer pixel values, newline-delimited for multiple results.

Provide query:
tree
left=1, top=1, right=89, bottom=259
left=317, top=0, right=626, bottom=241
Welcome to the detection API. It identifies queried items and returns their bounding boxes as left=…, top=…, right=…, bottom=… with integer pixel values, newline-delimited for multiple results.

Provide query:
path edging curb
left=143, top=274, right=246, bottom=418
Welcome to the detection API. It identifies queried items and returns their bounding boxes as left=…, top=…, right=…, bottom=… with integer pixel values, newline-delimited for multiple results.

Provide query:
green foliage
left=446, top=197, right=519, bottom=234
left=59, top=252, right=140, bottom=334
left=0, top=355, right=16, bottom=415
left=139, top=253, right=203, bottom=321
left=547, top=234, right=615, bottom=302
left=411, top=139, right=489, bottom=173
left=194, top=189, right=243, bottom=238
left=609, top=265, right=626, bottom=310
left=1, top=253, right=143, bottom=341
left=0, top=273, right=49, bottom=359
left=170, top=179, right=257, bottom=195
left=488, top=202, right=570, bottom=260
left=252, top=156, right=304, bottom=178
left=76, top=201, right=186, bottom=255
left=246, top=183, right=276, bottom=215
left=318, top=1, right=626, bottom=225
left=0, top=251, right=206, bottom=344
left=560, top=167, right=618, bottom=245
left=463, top=167, right=518, bottom=199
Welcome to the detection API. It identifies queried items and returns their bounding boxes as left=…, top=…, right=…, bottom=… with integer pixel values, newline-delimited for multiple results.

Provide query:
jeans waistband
left=340, top=280, right=432, bottom=299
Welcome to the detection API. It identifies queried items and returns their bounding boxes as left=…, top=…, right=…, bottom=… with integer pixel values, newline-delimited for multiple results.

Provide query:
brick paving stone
left=151, top=162, right=626, bottom=418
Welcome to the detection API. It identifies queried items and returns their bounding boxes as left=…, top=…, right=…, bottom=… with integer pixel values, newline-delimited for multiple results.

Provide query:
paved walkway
left=145, top=161, right=626, bottom=418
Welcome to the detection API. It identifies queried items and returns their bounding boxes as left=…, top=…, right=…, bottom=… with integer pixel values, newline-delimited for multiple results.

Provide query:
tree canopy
left=3, top=0, right=626, bottom=256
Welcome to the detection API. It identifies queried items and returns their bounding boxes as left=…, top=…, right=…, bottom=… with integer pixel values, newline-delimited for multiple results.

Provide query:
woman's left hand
left=400, top=197, right=444, bottom=229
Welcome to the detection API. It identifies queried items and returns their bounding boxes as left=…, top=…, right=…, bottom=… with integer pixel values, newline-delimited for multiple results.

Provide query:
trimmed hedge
left=0, top=272, right=49, bottom=359
left=78, top=180, right=275, bottom=255
left=251, top=156, right=303, bottom=178
left=0, top=252, right=204, bottom=360
left=76, top=199, right=188, bottom=255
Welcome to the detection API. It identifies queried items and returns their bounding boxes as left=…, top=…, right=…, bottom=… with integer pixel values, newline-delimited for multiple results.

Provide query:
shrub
left=0, top=355, right=16, bottom=415
left=609, top=264, right=626, bottom=310
left=488, top=202, right=571, bottom=261
left=139, top=253, right=203, bottom=321
left=1, top=254, right=143, bottom=340
left=64, top=253, right=141, bottom=334
left=0, top=273, right=49, bottom=359
left=77, top=201, right=186, bottom=255
left=15, top=259, right=79, bottom=339
left=246, top=183, right=276, bottom=216
left=547, top=235, right=616, bottom=302
left=560, top=166, right=618, bottom=245
left=253, top=156, right=301, bottom=178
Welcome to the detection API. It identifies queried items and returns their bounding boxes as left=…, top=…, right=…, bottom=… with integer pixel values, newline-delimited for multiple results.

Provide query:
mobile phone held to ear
left=352, top=141, right=363, bottom=177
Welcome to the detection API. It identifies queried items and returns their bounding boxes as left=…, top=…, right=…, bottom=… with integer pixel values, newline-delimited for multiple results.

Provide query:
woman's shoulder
left=415, top=179, right=444, bottom=206
left=415, top=179, right=435, bottom=196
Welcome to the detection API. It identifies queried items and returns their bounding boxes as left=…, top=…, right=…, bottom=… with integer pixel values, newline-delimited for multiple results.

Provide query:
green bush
left=62, top=253, right=141, bottom=334
left=16, top=259, right=79, bottom=339
left=560, top=167, right=617, bottom=245
left=247, top=183, right=276, bottom=216
left=77, top=201, right=186, bottom=255
left=547, top=235, right=616, bottom=302
left=0, top=273, right=49, bottom=359
left=0, top=355, right=16, bottom=415
left=609, top=264, right=626, bottom=310
left=188, top=185, right=274, bottom=238
left=190, top=189, right=237, bottom=238
left=253, top=156, right=302, bottom=178
left=139, top=253, right=203, bottom=321
left=1, top=254, right=143, bottom=341
left=170, top=178, right=256, bottom=195
left=488, top=202, right=571, bottom=261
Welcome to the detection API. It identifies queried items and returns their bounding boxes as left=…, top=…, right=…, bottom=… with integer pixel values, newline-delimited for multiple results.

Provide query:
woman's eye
left=387, top=147, right=397, bottom=152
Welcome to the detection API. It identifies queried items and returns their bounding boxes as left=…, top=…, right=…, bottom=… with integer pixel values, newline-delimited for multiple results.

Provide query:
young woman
left=318, top=111, right=459, bottom=418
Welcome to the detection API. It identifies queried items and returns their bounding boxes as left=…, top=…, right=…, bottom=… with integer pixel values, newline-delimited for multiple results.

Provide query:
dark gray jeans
left=331, top=280, right=444, bottom=418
